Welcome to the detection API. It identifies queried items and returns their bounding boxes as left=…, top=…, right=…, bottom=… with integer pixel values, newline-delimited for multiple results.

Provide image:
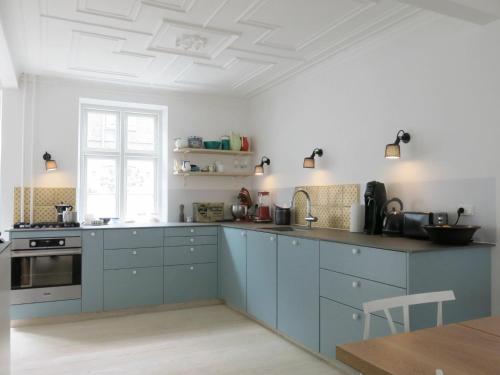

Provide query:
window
left=79, top=101, right=164, bottom=222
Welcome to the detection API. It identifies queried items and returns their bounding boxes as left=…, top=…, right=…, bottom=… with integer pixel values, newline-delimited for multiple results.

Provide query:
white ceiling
left=0, top=0, right=498, bottom=95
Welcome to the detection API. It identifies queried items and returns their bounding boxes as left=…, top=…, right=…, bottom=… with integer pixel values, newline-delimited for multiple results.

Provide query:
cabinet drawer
left=164, top=245, right=217, bottom=266
left=165, top=236, right=217, bottom=247
left=103, top=228, right=163, bottom=249
left=165, top=226, right=218, bottom=237
left=104, top=247, right=163, bottom=270
left=320, top=297, right=403, bottom=359
left=320, top=269, right=405, bottom=323
left=320, top=241, right=406, bottom=287
left=164, top=263, right=217, bottom=304
left=103, top=267, right=163, bottom=311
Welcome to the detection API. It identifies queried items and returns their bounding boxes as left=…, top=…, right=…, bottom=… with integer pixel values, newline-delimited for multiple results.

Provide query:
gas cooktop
left=14, top=222, right=80, bottom=229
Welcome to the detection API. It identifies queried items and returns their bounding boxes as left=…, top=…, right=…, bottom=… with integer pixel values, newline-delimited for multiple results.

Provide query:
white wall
left=0, top=76, right=252, bottom=232
left=250, top=16, right=500, bottom=313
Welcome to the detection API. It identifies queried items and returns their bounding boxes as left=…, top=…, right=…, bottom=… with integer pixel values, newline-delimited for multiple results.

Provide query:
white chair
left=362, top=290, right=456, bottom=340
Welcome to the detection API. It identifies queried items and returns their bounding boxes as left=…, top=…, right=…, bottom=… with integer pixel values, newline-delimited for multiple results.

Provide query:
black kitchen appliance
left=274, top=205, right=291, bottom=225
left=382, top=197, right=404, bottom=236
left=364, top=181, right=387, bottom=235
left=403, top=212, right=434, bottom=238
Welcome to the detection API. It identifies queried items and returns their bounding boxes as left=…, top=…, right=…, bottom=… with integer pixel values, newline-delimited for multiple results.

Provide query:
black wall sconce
left=303, top=148, right=323, bottom=168
left=254, top=156, right=270, bottom=176
left=385, top=130, right=411, bottom=159
left=43, top=152, right=57, bottom=172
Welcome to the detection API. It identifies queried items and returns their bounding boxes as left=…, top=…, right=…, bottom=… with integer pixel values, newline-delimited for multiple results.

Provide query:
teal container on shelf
left=221, top=135, right=230, bottom=150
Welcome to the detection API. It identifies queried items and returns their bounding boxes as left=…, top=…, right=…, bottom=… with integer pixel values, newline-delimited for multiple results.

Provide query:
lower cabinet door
left=277, top=236, right=320, bottom=352
left=164, top=263, right=217, bottom=304
left=247, top=231, right=277, bottom=328
left=103, top=267, right=163, bottom=311
left=320, top=297, right=403, bottom=359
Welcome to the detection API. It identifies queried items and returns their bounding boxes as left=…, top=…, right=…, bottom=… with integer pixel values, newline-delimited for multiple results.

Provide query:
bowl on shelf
left=188, top=136, right=203, bottom=148
left=423, top=225, right=481, bottom=245
left=203, top=141, right=221, bottom=150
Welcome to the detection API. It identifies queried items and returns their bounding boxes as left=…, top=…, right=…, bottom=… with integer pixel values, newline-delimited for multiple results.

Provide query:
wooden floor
left=11, top=305, right=344, bottom=375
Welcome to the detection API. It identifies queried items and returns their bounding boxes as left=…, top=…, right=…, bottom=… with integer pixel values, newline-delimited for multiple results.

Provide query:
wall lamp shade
left=303, top=148, right=323, bottom=168
left=385, top=130, right=410, bottom=159
left=254, top=156, right=270, bottom=176
left=43, top=152, right=57, bottom=172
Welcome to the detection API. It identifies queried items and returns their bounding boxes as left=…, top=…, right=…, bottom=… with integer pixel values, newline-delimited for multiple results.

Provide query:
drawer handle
left=190, top=228, right=195, bottom=233
left=132, top=270, right=137, bottom=275
left=270, top=236, right=275, bottom=241
left=352, top=281, right=361, bottom=288
left=190, top=238, right=195, bottom=243
left=189, top=266, right=195, bottom=271
left=132, top=250, right=137, bottom=255
left=352, top=313, right=360, bottom=321
left=352, top=248, right=360, bottom=255
left=90, top=232, right=95, bottom=237
left=189, top=247, right=195, bottom=252
left=132, top=231, right=137, bottom=235
left=292, top=240, right=298, bottom=246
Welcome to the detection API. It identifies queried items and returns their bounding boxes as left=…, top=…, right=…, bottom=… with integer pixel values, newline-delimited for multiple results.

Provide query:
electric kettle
left=381, top=198, right=404, bottom=236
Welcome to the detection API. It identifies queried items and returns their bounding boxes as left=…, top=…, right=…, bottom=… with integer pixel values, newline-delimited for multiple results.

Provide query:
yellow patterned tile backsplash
left=14, top=187, right=76, bottom=223
left=294, top=184, right=360, bottom=230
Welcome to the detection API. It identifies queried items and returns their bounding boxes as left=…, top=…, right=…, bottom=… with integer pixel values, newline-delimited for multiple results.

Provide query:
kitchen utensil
left=423, top=225, right=481, bottom=245
left=63, top=210, right=78, bottom=223
left=350, top=203, right=365, bottom=233
left=403, top=212, right=434, bottom=238
left=174, top=138, right=188, bottom=149
left=364, top=181, right=387, bottom=235
left=203, top=141, right=221, bottom=149
left=215, top=161, right=224, bottom=172
left=188, top=136, right=203, bottom=148
left=55, top=203, right=73, bottom=223
left=231, top=204, right=248, bottom=221
left=230, top=133, right=241, bottom=151
left=179, top=204, right=185, bottom=223
left=255, top=192, right=272, bottom=222
left=181, top=161, right=191, bottom=172
left=221, top=135, right=230, bottom=150
left=434, top=212, right=449, bottom=225
left=241, top=136, right=250, bottom=151
left=382, top=197, right=404, bottom=237
left=99, top=217, right=111, bottom=224
left=274, top=205, right=291, bottom=225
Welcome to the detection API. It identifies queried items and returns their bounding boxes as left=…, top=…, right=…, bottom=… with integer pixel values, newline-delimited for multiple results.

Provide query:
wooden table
left=336, top=316, right=500, bottom=375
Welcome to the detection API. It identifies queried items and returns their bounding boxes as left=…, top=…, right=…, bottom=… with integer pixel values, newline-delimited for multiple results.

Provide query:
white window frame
left=79, top=100, right=165, bottom=221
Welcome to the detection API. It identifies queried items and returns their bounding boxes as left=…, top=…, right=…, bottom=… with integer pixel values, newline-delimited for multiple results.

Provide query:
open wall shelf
left=173, top=148, right=254, bottom=156
left=173, top=171, right=253, bottom=177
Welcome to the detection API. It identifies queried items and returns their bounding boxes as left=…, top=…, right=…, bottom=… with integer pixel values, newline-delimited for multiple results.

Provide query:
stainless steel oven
left=11, top=237, right=82, bottom=305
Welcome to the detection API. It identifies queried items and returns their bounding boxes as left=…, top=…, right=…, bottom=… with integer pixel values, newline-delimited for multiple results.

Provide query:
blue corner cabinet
left=246, top=230, right=277, bottom=328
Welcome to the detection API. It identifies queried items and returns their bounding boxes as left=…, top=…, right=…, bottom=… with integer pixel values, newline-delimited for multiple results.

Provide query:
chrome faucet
left=291, top=189, right=318, bottom=229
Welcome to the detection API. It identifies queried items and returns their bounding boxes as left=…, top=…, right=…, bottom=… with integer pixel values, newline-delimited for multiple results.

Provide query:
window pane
left=86, top=158, right=118, bottom=218
left=86, top=111, right=118, bottom=149
left=126, top=114, right=156, bottom=151
left=126, top=159, right=156, bottom=220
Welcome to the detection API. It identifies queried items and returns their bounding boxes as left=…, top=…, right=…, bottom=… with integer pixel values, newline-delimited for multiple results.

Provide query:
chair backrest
left=362, top=290, right=455, bottom=340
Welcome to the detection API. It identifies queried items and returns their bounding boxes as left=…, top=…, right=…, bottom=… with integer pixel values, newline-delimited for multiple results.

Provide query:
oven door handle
left=11, top=249, right=82, bottom=258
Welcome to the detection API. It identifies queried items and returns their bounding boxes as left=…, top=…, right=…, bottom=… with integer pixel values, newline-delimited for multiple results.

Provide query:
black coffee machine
left=364, top=181, right=387, bottom=235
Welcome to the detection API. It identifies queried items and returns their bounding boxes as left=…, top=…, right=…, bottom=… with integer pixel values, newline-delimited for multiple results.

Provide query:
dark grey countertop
left=220, top=222, right=495, bottom=253
left=7, top=222, right=494, bottom=253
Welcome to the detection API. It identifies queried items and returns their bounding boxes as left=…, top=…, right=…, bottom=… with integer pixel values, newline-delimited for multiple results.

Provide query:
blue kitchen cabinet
left=220, top=227, right=247, bottom=311
left=164, top=263, right=217, bottom=304
left=82, top=230, right=103, bottom=313
left=277, top=235, right=320, bottom=352
left=103, top=266, right=163, bottom=311
left=246, top=230, right=277, bottom=328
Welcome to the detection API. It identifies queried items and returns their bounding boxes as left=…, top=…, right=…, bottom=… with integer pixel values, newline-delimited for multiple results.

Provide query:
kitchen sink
left=258, top=226, right=309, bottom=232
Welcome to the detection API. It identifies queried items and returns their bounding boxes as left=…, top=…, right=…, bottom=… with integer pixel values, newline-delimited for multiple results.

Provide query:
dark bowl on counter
left=423, top=225, right=481, bottom=246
